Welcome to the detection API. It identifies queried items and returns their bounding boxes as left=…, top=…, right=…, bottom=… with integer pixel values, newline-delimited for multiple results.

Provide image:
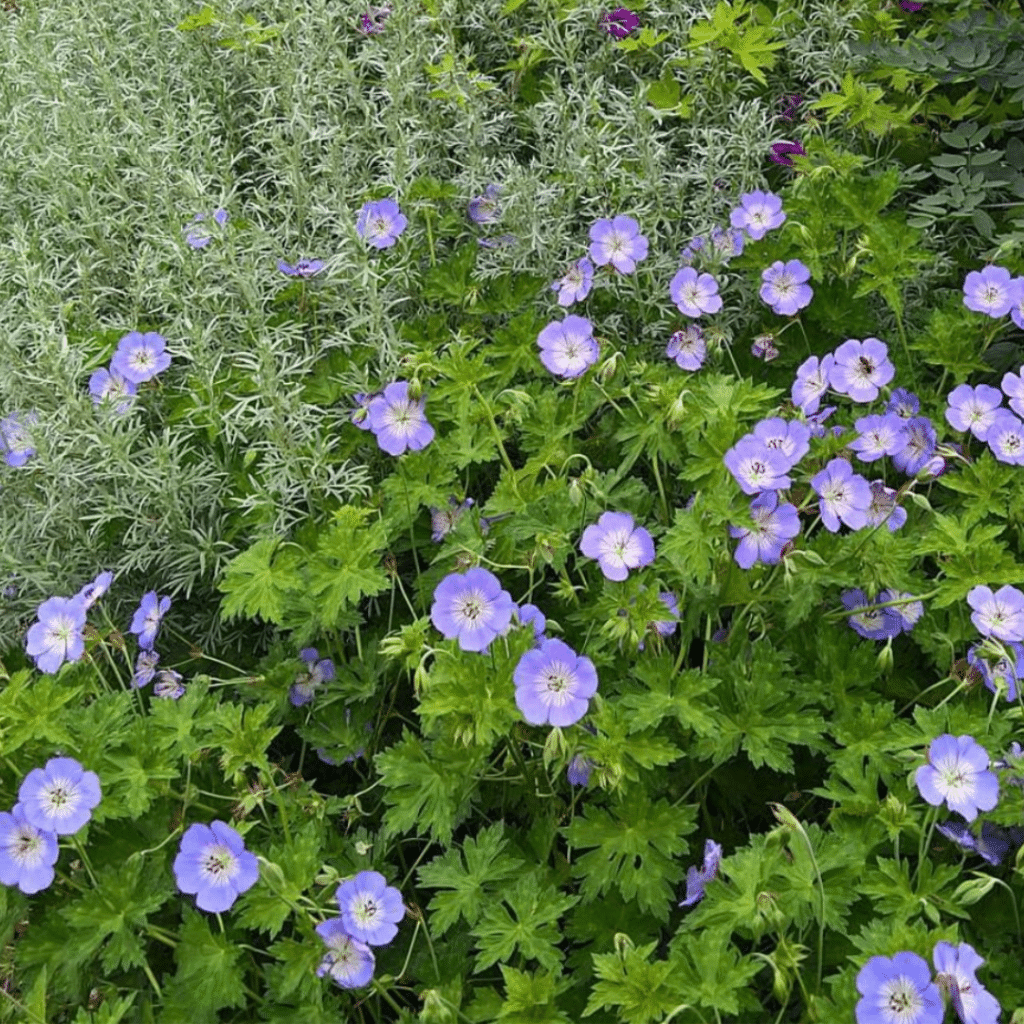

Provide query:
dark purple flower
left=600, top=7, right=640, bottom=39
left=770, top=140, right=807, bottom=167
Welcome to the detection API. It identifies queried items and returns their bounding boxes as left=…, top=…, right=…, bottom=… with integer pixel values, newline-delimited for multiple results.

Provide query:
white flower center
left=201, top=844, right=238, bottom=884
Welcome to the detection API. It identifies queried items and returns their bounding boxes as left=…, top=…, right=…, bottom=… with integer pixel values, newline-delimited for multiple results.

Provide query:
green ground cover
left=1, top=0, right=1023, bottom=1020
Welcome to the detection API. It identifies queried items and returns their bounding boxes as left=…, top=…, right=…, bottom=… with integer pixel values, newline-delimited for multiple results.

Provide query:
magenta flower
left=588, top=215, right=649, bottom=274
left=173, top=820, right=259, bottom=912
left=550, top=258, right=595, bottom=307
left=316, top=918, right=375, bottom=988
left=335, top=870, right=405, bottom=946
left=357, top=4, right=392, bottom=35
left=829, top=338, right=895, bottom=402
left=579, top=511, right=655, bottom=581
left=945, top=384, right=1004, bottom=441
left=729, top=190, right=785, bottom=241
left=769, top=140, right=807, bottom=167
left=723, top=440, right=792, bottom=495
left=760, top=259, right=813, bottom=315
left=967, top=584, right=1024, bottom=643
left=915, top=734, right=999, bottom=823
left=810, top=458, right=872, bottom=532
left=277, top=258, right=325, bottom=277
left=728, top=490, right=801, bottom=569
left=670, top=266, right=723, bottom=317
left=932, top=942, right=1001, bottom=1024
left=367, top=381, right=436, bottom=455
left=678, top=839, right=722, bottom=908
left=963, top=264, right=1023, bottom=318
left=537, top=315, right=600, bottom=378
left=110, top=331, right=171, bottom=385
left=985, top=409, right=1024, bottom=465
left=356, top=198, right=407, bottom=249
left=513, top=638, right=599, bottom=727
left=599, top=8, right=640, bottom=39
left=18, top=757, right=101, bottom=836
left=430, top=567, right=515, bottom=653
left=0, top=804, right=58, bottom=894
left=666, top=325, right=707, bottom=371
left=855, top=952, right=942, bottom=1024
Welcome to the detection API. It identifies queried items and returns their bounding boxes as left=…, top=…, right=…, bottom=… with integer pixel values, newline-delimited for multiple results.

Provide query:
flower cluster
left=316, top=871, right=405, bottom=989
left=0, top=757, right=101, bottom=894
left=856, top=942, right=1000, bottom=1024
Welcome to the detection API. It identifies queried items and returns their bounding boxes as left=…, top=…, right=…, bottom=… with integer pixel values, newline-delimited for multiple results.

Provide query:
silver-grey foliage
left=0, top=0, right=873, bottom=659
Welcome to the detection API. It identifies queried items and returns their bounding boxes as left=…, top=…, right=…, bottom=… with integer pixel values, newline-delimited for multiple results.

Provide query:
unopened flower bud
left=407, top=379, right=423, bottom=402
left=568, top=477, right=584, bottom=506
